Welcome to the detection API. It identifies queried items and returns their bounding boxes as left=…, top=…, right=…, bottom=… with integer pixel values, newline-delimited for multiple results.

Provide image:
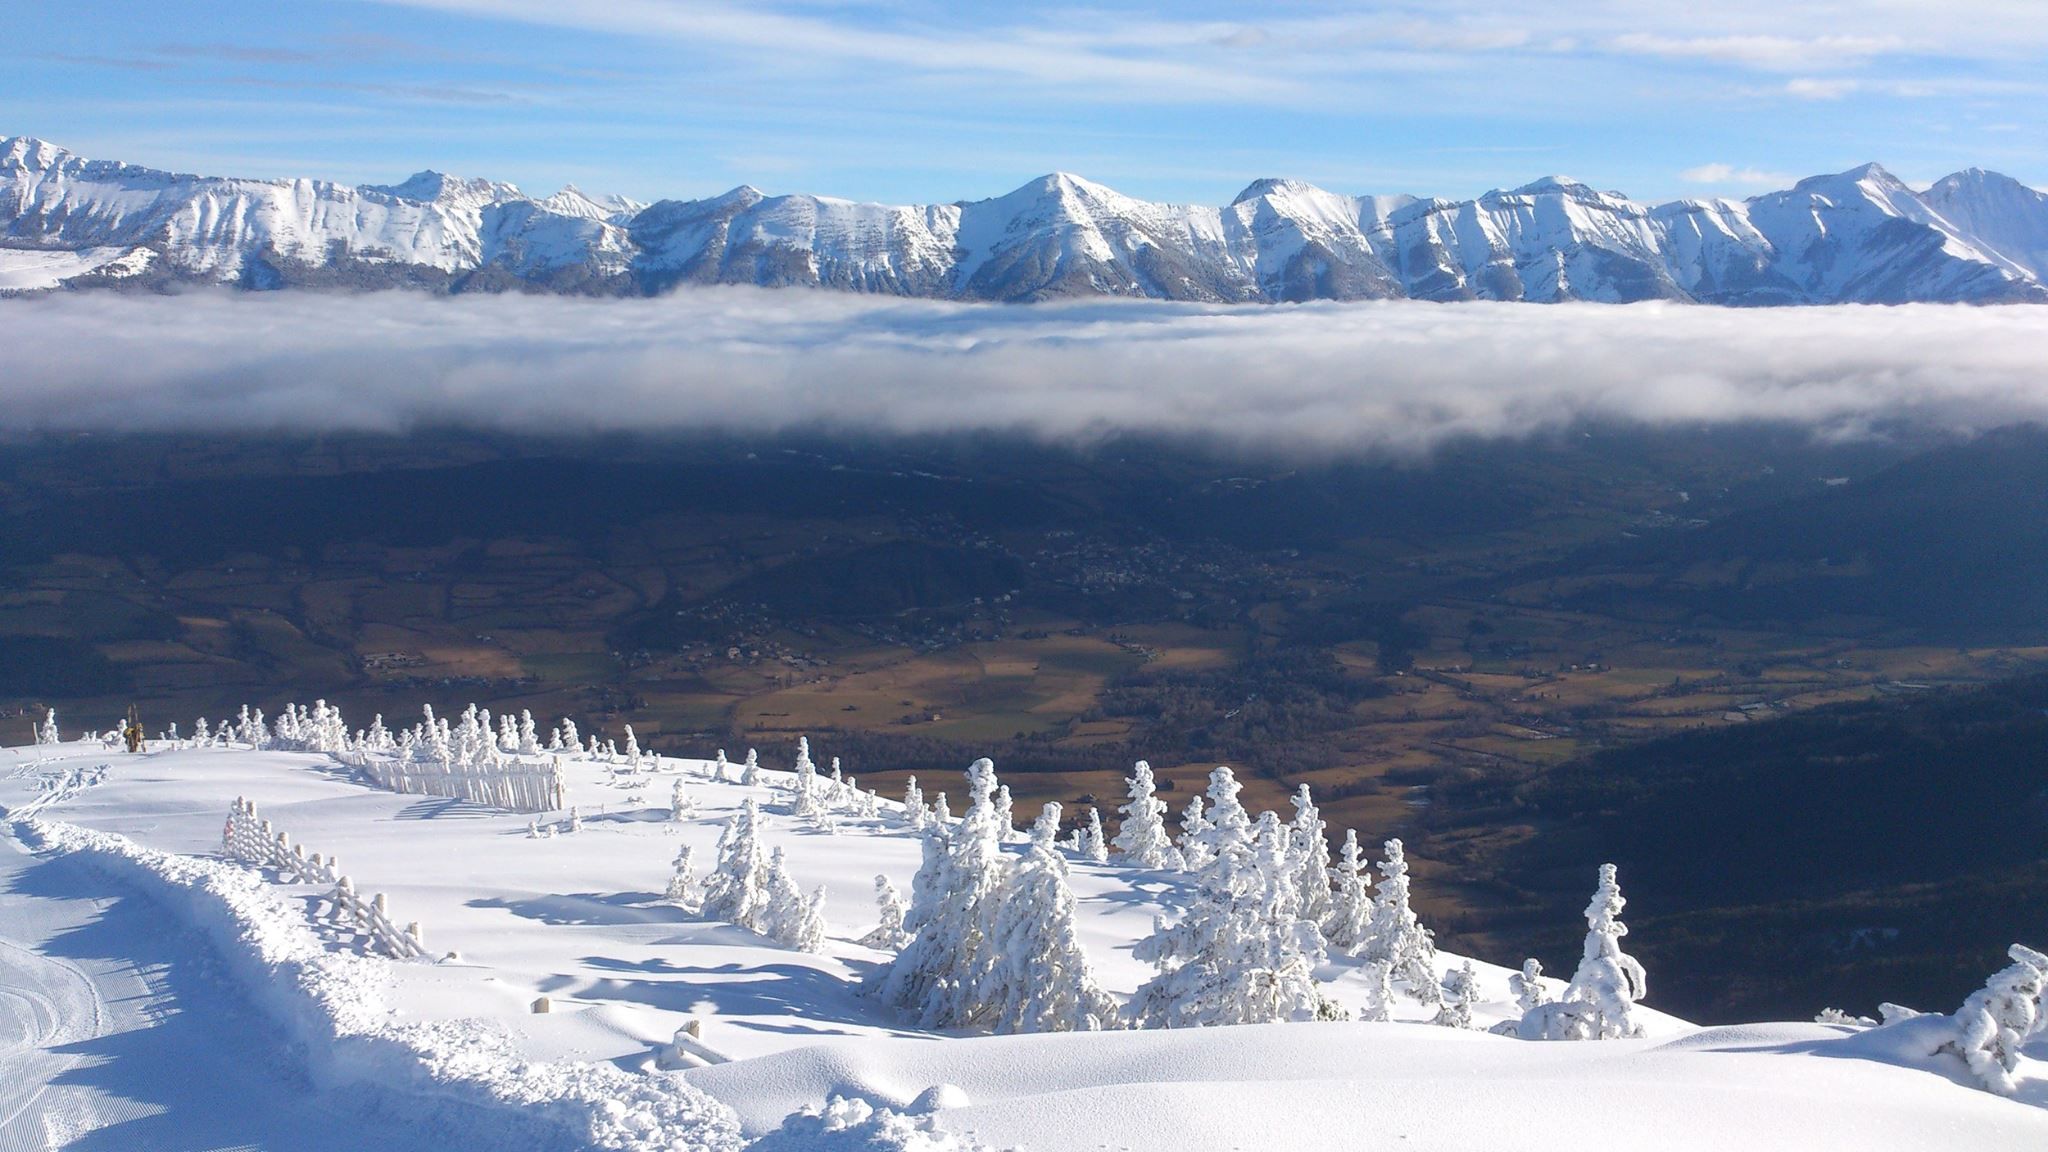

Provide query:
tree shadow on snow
left=467, top=890, right=683, bottom=927
left=571, top=955, right=899, bottom=1033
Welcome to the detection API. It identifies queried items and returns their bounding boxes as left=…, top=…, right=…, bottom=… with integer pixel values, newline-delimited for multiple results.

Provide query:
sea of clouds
left=6, top=289, right=2047, bottom=452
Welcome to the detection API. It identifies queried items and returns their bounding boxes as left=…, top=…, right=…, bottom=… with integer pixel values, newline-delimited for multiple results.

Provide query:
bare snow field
left=1, top=732, right=2043, bottom=1151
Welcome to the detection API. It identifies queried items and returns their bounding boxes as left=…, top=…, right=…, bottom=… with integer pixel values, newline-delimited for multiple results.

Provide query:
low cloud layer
left=5, top=289, right=2048, bottom=453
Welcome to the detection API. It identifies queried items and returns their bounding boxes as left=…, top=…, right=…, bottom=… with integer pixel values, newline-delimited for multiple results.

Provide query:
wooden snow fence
left=349, top=753, right=566, bottom=814
left=221, top=797, right=427, bottom=961
left=221, top=797, right=342, bottom=885
left=325, top=876, right=428, bottom=961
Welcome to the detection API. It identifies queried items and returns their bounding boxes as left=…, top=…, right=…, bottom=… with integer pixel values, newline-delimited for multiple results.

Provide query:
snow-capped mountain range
left=5, top=134, right=2046, bottom=304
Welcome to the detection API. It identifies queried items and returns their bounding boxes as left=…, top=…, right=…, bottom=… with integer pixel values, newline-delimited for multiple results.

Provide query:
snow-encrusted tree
left=517, top=710, right=541, bottom=756
left=1071, top=807, right=1108, bottom=864
left=791, top=737, right=822, bottom=818
left=902, top=776, right=926, bottom=831
left=1193, top=766, right=1252, bottom=865
left=1941, top=943, right=2048, bottom=1096
left=670, top=778, right=694, bottom=821
left=1031, top=801, right=1063, bottom=846
left=1433, top=961, right=1480, bottom=1029
left=1510, top=958, right=1551, bottom=1015
left=1362, top=838, right=1438, bottom=1003
left=622, top=726, right=644, bottom=771
left=1559, top=863, right=1648, bottom=1040
left=702, top=799, right=772, bottom=931
left=1324, top=829, right=1373, bottom=952
left=742, top=748, right=762, bottom=787
left=712, top=749, right=731, bottom=782
left=1112, top=760, right=1182, bottom=870
left=35, top=708, right=59, bottom=746
left=1129, top=809, right=1338, bottom=1028
left=878, top=758, right=1009, bottom=1029
left=1178, top=793, right=1213, bottom=871
left=931, top=792, right=952, bottom=827
left=1288, top=784, right=1333, bottom=926
left=984, top=827, right=1120, bottom=1033
left=553, top=717, right=580, bottom=755
left=664, top=846, right=700, bottom=911
left=858, top=875, right=910, bottom=950
left=1357, top=959, right=1394, bottom=1023
left=762, top=847, right=826, bottom=953
left=993, top=785, right=1016, bottom=842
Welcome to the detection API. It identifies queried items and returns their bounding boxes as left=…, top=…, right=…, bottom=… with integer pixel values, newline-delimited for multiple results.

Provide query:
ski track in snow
left=0, top=815, right=448, bottom=1151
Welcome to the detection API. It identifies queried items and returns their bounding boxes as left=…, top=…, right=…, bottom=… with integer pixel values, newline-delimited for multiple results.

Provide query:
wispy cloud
left=1784, top=77, right=1862, bottom=100
left=3, top=291, right=2045, bottom=452
left=1679, top=163, right=1797, bottom=187
left=1607, top=33, right=1902, bottom=71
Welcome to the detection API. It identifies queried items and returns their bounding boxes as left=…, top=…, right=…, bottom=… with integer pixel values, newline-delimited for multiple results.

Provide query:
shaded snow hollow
left=1, top=739, right=2043, bottom=1150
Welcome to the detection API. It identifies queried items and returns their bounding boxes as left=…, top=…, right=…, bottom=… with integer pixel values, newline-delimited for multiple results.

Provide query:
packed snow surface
left=1, top=734, right=2043, bottom=1150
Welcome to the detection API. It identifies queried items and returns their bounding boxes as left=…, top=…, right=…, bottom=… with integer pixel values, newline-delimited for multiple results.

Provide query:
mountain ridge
left=3, top=135, right=2045, bottom=305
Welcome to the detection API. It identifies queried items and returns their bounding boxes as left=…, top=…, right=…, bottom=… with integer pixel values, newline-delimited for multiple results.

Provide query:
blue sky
left=7, top=1, right=2045, bottom=205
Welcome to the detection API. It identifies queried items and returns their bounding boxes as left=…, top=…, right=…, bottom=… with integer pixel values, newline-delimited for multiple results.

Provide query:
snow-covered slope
left=2, top=733, right=2045, bottom=1150
left=1923, top=168, right=2048, bottom=280
left=4, top=135, right=2046, bottom=304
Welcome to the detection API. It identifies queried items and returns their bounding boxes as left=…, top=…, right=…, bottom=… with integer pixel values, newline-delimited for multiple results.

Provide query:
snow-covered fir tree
left=1324, top=829, right=1373, bottom=951
left=1255, top=811, right=1327, bottom=967
left=1941, top=943, right=2048, bottom=1096
left=791, top=737, right=822, bottom=818
left=1362, top=838, right=1439, bottom=1003
left=622, top=726, right=644, bottom=771
left=931, top=792, right=952, bottom=828
left=1434, top=961, right=1480, bottom=1029
left=1288, top=784, right=1333, bottom=926
left=664, top=846, right=700, bottom=911
left=902, top=776, right=926, bottom=831
left=517, top=710, right=540, bottom=756
left=742, top=748, right=762, bottom=787
left=1129, top=806, right=1338, bottom=1028
left=1030, top=801, right=1063, bottom=847
left=1112, top=760, right=1182, bottom=870
left=985, top=824, right=1120, bottom=1033
left=878, top=758, right=1009, bottom=1030
left=1511, top=958, right=1551, bottom=1015
left=858, top=875, right=910, bottom=950
left=35, top=707, right=60, bottom=745
left=1179, top=794, right=1213, bottom=872
left=1071, top=807, right=1108, bottom=864
left=1193, top=766, right=1252, bottom=865
left=993, top=785, right=1016, bottom=842
left=713, top=749, right=731, bottom=782
left=670, top=778, right=694, bottom=821
left=762, top=846, right=827, bottom=953
left=1357, top=959, right=1394, bottom=1023
left=1560, top=863, right=1649, bottom=1040
left=702, top=799, right=773, bottom=932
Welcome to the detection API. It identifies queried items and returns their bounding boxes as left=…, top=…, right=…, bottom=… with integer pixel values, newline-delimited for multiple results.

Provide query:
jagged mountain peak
left=364, top=169, right=523, bottom=206
left=2, top=135, right=2044, bottom=304
left=1505, top=175, right=1593, bottom=197
left=1, top=135, right=70, bottom=171
left=1232, top=178, right=1325, bottom=205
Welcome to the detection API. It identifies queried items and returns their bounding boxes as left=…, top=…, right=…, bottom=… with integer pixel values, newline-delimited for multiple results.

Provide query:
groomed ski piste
left=2, top=704, right=2044, bottom=1151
